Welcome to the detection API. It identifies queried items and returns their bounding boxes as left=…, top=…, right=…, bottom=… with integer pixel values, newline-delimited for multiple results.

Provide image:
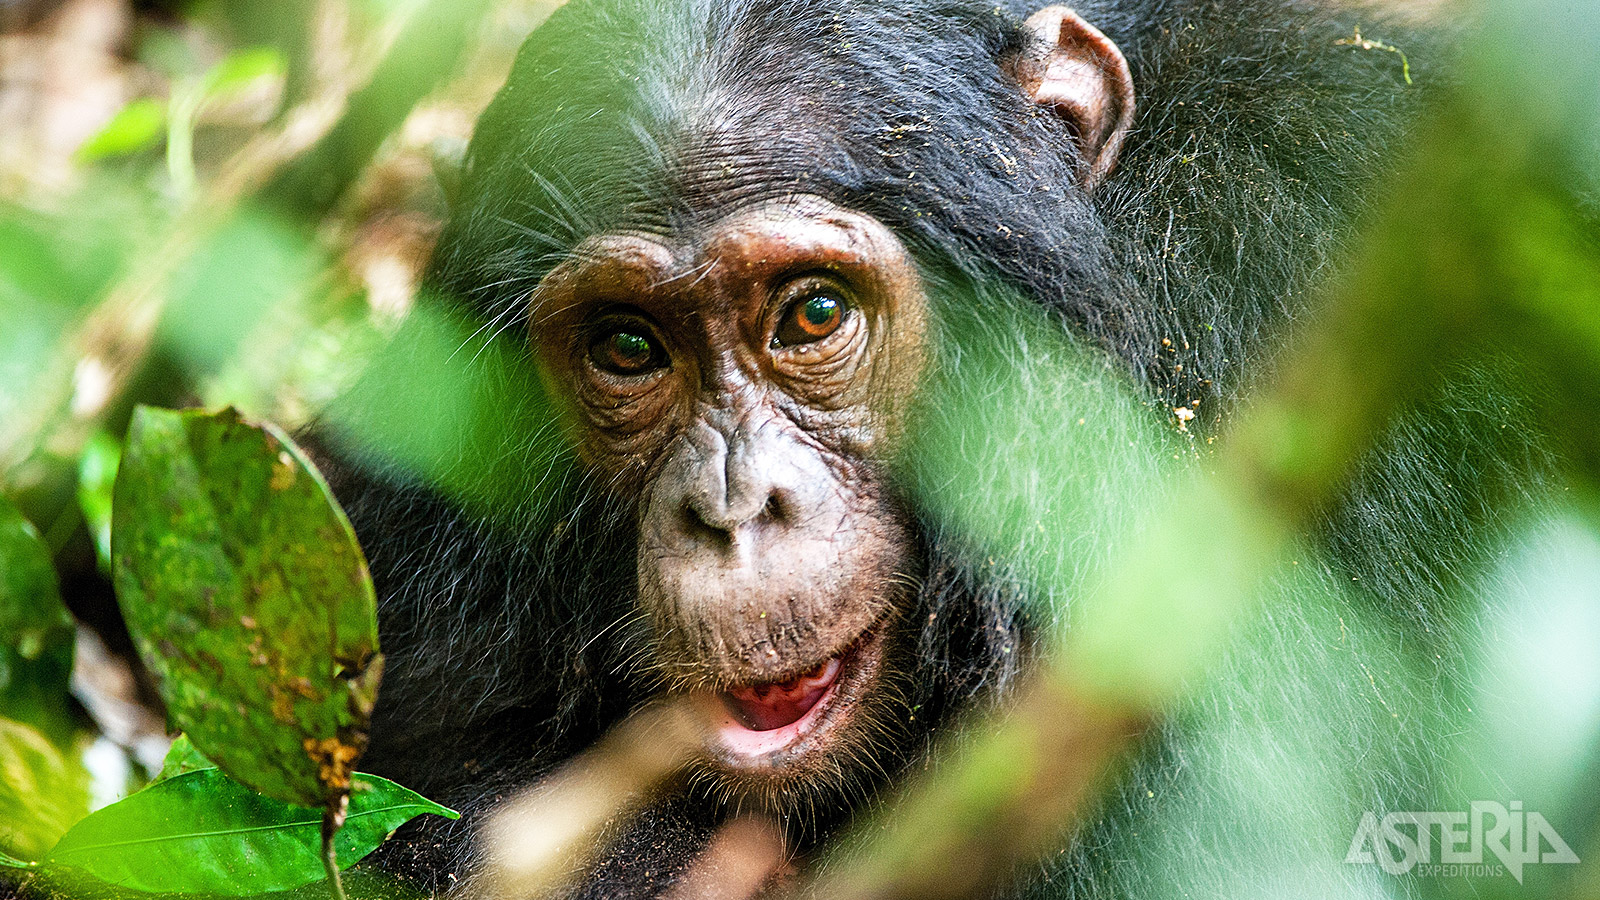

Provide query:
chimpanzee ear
left=1009, top=6, right=1135, bottom=190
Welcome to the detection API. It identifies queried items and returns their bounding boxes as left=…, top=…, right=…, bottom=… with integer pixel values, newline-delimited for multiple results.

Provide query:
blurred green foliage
left=0, top=719, right=90, bottom=865
left=817, top=0, right=1600, bottom=896
left=0, top=500, right=87, bottom=863
left=0, top=498, right=75, bottom=743
left=0, top=0, right=518, bottom=892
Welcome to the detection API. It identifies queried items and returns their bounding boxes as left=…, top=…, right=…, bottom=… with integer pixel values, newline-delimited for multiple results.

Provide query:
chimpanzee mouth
left=723, top=657, right=843, bottom=732
left=706, top=625, right=886, bottom=772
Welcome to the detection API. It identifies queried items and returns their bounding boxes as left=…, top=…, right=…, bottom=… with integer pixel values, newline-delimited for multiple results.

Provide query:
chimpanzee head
left=427, top=0, right=1136, bottom=805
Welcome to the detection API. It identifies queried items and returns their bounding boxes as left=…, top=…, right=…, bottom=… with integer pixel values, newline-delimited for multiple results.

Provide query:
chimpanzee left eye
left=590, top=329, right=664, bottom=376
left=775, top=291, right=848, bottom=347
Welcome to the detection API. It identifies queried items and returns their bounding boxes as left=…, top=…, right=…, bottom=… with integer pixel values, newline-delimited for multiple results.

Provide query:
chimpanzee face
left=519, top=5, right=1135, bottom=800
left=528, top=195, right=926, bottom=787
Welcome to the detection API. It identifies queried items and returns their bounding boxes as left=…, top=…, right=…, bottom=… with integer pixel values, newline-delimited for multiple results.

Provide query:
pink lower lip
left=717, top=657, right=844, bottom=757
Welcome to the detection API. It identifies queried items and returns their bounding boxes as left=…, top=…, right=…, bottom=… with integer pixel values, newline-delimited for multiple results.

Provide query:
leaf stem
left=322, top=799, right=348, bottom=900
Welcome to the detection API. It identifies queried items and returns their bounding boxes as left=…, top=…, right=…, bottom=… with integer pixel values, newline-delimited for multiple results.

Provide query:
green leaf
left=0, top=496, right=75, bottom=744
left=46, top=769, right=457, bottom=896
left=77, top=430, right=121, bottom=573
left=155, top=733, right=216, bottom=783
left=111, top=407, right=382, bottom=809
left=75, top=97, right=166, bottom=162
left=0, top=719, right=90, bottom=862
left=201, top=47, right=287, bottom=99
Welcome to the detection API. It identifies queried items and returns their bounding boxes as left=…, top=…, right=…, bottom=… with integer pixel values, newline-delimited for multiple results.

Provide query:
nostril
left=680, top=489, right=784, bottom=545
left=760, top=493, right=784, bottom=524
left=682, top=501, right=733, bottom=545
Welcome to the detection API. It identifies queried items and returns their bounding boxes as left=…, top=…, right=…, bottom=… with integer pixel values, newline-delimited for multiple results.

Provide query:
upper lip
left=662, top=624, right=877, bottom=693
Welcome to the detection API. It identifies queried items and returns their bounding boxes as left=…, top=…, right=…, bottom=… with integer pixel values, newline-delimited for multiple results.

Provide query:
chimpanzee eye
left=589, top=329, right=664, bottom=376
left=775, top=291, right=847, bottom=347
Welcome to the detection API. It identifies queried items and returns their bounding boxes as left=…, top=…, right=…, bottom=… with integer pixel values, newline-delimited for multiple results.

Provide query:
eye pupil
left=803, top=296, right=839, bottom=328
left=591, top=329, right=661, bottom=375
left=612, top=332, right=650, bottom=361
left=776, top=291, right=846, bottom=347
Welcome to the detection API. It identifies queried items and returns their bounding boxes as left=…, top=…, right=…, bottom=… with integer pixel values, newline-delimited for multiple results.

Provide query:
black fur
left=310, top=1, right=1571, bottom=897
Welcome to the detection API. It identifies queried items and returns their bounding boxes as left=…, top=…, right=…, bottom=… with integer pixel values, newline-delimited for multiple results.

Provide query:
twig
left=663, top=817, right=787, bottom=900
left=469, top=700, right=703, bottom=900
left=1335, top=26, right=1413, bottom=84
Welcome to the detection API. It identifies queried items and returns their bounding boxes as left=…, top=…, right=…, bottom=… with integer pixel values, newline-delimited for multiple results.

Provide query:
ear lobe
left=1010, top=6, right=1135, bottom=190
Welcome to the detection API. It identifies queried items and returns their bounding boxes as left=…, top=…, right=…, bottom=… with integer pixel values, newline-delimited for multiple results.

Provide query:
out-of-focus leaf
left=155, top=733, right=214, bottom=783
left=161, top=207, right=321, bottom=374
left=46, top=769, right=457, bottom=896
left=325, top=301, right=573, bottom=526
left=0, top=497, right=75, bottom=744
left=74, top=98, right=166, bottom=163
left=165, top=48, right=286, bottom=196
left=111, top=406, right=382, bottom=809
left=137, top=28, right=203, bottom=81
left=0, top=204, right=131, bottom=439
left=0, top=209, right=121, bottom=310
left=200, top=0, right=317, bottom=106
left=900, top=287, right=1173, bottom=624
left=0, top=719, right=90, bottom=863
left=1463, top=514, right=1600, bottom=831
left=264, top=0, right=496, bottom=217
left=76, top=431, right=120, bottom=573
left=201, top=47, right=286, bottom=99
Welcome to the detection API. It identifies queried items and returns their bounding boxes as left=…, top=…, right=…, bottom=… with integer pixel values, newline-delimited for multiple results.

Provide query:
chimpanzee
left=311, top=0, right=1563, bottom=897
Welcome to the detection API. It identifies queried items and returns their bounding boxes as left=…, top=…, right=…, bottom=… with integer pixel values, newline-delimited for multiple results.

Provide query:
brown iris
left=590, top=329, right=663, bottom=375
left=776, top=293, right=846, bottom=346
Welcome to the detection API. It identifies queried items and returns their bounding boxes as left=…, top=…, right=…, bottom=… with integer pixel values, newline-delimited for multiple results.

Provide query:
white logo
left=1346, top=801, right=1580, bottom=883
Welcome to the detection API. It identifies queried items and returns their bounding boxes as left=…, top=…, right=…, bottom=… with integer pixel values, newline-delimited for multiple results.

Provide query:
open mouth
left=723, top=657, right=843, bottom=731
left=707, top=625, right=886, bottom=768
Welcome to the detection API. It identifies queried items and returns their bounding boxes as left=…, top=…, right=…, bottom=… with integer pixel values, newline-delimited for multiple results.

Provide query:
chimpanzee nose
left=684, top=482, right=783, bottom=541
left=661, top=414, right=824, bottom=553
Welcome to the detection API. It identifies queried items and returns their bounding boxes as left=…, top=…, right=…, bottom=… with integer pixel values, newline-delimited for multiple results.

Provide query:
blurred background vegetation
left=0, top=0, right=559, bottom=869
